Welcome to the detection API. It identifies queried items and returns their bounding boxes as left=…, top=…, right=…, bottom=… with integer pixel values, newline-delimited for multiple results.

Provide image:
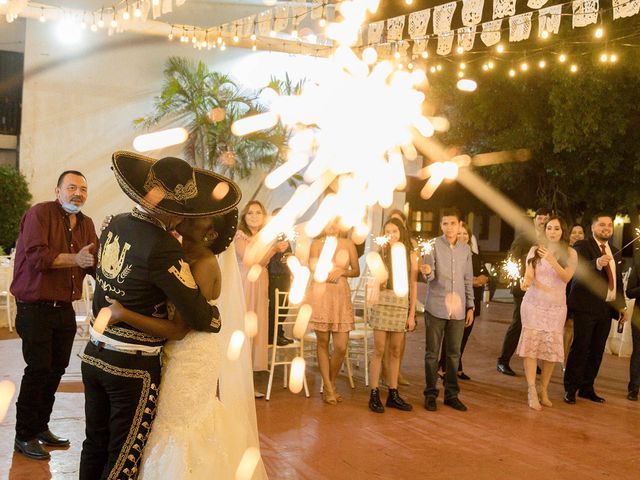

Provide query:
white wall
left=0, top=18, right=26, bottom=53
left=19, top=19, right=328, bottom=226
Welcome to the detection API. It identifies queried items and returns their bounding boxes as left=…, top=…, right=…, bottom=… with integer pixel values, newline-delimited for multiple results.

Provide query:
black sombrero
left=209, top=207, right=239, bottom=255
left=112, top=151, right=241, bottom=217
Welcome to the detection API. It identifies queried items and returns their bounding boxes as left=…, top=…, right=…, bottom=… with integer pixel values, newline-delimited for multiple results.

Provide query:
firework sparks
left=501, top=256, right=523, bottom=287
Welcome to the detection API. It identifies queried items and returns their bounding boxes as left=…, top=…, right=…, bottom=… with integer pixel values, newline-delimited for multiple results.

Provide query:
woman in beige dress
left=307, top=222, right=360, bottom=404
left=234, top=201, right=288, bottom=394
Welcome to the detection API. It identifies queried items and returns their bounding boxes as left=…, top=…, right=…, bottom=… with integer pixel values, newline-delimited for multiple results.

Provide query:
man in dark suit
left=564, top=213, right=627, bottom=404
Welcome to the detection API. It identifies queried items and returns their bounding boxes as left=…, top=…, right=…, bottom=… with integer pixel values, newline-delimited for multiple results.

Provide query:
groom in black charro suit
left=564, top=213, right=627, bottom=404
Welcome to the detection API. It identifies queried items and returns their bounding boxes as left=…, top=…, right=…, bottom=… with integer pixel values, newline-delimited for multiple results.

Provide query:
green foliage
left=431, top=56, right=640, bottom=221
left=138, top=57, right=283, bottom=177
left=0, top=166, right=31, bottom=249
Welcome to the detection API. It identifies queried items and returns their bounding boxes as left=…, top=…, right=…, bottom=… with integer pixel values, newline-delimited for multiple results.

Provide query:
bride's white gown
left=139, top=246, right=268, bottom=479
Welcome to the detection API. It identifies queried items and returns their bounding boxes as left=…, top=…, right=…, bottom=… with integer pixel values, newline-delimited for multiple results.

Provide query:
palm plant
left=136, top=56, right=282, bottom=177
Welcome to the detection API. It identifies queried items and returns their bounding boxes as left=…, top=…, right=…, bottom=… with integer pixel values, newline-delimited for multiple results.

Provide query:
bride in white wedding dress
left=107, top=213, right=268, bottom=479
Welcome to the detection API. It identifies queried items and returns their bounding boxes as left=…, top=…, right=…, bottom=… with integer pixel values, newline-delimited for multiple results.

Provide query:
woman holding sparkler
left=307, top=221, right=360, bottom=404
left=516, top=216, right=577, bottom=410
left=235, top=201, right=289, bottom=395
left=368, top=218, right=418, bottom=413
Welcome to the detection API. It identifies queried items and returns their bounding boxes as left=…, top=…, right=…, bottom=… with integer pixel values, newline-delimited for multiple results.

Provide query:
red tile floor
left=1, top=301, right=639, bottom=479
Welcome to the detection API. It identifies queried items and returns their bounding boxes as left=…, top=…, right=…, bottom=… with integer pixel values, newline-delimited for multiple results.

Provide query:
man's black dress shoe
left=444, top=397, right=468, bottom=411
left=563, top=391, right=576, bottom=404
left=36, top=429, right=70, bottom=447
left=457, top=372, right=471, bottom=381
left=14, top=439, right=50, bottom=460
left=496, top=363, right=516, bottom=376
left=276, top=336, right=290, bottom=346
left=628, top=390, right=638, bottom=401
left=578, top=391, right=605, bottom=403
left=424, top=396, right=437, bottom=411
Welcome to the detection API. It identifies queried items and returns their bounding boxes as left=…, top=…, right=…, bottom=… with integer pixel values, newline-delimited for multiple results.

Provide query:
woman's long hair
left=528, top=215, right=569, bottom=268
left=238, top=200, right=267, bottom=236
left=379, top=217, right=412, bottom=290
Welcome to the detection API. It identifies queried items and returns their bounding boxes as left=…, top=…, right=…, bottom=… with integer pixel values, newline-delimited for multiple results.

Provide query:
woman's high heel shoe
left=539, top=389, right=553, bottom=407
left=332, top=383, right=343, bottom=402
left=528, top=385, right=542, bottom=411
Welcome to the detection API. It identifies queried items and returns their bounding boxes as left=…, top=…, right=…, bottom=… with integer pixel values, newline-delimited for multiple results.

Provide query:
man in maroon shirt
left=11, top=170, right=98, bottom=460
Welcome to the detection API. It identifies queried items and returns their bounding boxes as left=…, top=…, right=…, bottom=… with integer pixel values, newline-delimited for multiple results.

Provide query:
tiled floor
left=1, top=301, right=638, bottom=479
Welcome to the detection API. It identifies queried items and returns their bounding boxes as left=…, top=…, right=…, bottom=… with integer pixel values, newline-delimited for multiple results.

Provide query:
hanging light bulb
left=559, top=53, right=567, bottom=63
left=600, top=53, right=608, bottom=63
left=39, top=8, right=46, bottom=23
left=538, top=59, right=546, bottom=68
left=436, top=64, right=442, bottom=71
left=459, top=62, right=466, bottom=70
left=496, top=44, right=505, bottom=54
left=541, top=30, right=549, bottom=39
left=457, top=71, right=464, bottom=78
left=250, top=33, right=257, bottom=41
left=252, top=44, right=257, bottom=51
left=429, top=66, right=436, bottom=73
left=610, top=53, right=618, bottom=63
left=570, top=64, right=578, bottom=73
left=98, top=10, right=105, bottom=28
left=487, top=61, right=495, bottom=69
left=233, top=34, right=239, bottom=42
left=482, top=64, right=489, bottom=71
left=134, top=2, right=142, bottom=18
left=123, top=6, right=130, bottom=21
left=456, top=46, right=464, bottom=55
left=520, top=62, right=529, bottom=71
left=217, top=34, right=222, bottom=45
left=594, top=27, right=604, bottom=39
left=168, top=26, right=174, bottom=40
left=152, top=0, right=160, bottom=5
left=91, top=22, right=98, bottom=32
left=220, top=42, right=226, bottom=51
left=269, top=30, right=276, bottom=37
left=291, top=29, right=298, bottom=39
left=508, top=68, right=516, bottom=77
left=405, top=0, right=413, bottom=4
left=421, top=51, right=428, bottom=59
left=110, top=16, right=118, bottom=28
left=407, top=62, right=414, bottom=70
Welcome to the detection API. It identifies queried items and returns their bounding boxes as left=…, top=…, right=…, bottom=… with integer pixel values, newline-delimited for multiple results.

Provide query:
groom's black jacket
left=92, top=210, right=220, bottom=347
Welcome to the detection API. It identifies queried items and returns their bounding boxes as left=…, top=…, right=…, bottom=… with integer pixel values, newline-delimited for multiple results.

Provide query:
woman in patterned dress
left=307, top=221, right=360, bottom=404
left=517, top=216, right=577, bottom=410
left=367, top=218, right=418, bottom=413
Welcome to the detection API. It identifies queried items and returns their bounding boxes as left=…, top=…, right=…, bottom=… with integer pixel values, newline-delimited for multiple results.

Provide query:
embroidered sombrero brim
left=112, top=151, right=241, bottom=217
left=210, top=207, right=239, bottom=255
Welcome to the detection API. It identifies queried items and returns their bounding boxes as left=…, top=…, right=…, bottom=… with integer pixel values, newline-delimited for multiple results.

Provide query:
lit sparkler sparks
left=373, top=235, right=390, bottom=247
left=501, top=256, right=523, bottom=287
left=616, top=227, right=640, bottom=256
left=277, top=229, right=298, bottom=242
left=416, top=237, right=435, bottom=256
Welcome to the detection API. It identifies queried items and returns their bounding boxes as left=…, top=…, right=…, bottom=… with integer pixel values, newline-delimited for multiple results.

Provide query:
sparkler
left=501, top=256, right=523, bottom=287
left=615, top=227, right=640, bottom=257
left=277, top=229, right=298, bottom=242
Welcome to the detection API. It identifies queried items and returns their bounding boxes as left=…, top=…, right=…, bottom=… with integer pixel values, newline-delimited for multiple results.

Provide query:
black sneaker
left=444, top=397, right=468, bottom=411
left=424, top=396, right=437, bottom=411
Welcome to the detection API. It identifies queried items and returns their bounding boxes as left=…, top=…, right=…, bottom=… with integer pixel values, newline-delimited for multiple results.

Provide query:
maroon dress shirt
left=10, top=201, right=98, bottom=303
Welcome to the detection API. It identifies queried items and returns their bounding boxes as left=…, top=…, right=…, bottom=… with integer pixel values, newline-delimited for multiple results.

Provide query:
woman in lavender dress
left=517, top=216, right=577, bottom=410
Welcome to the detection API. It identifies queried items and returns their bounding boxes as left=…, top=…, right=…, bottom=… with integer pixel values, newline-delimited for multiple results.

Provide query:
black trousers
left=79, top=342, right=161, bottom=480
left=629, top=318, right=640, bottom=392
left=424, top=312, right=465, bottom=400
left=439, top=318, right=475, bottom=372
left=498, top=295, right=523, bottom=365
left=268, top=274, right=290, bottom=343
left=564, top=310, right=611, bottom=394
left=14, top=302, right=76, bottom=441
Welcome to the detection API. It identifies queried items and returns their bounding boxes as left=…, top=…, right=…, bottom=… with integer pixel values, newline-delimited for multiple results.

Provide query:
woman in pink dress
left=307, top=222, right=360, bottom=404
left=517, top=216, right=577, bottom=410
left=234, top=201, right=288, bottom=394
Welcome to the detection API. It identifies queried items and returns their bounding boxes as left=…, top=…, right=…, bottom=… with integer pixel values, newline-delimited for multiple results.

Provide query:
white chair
left=74, top=275, right=95, bottom=338
left=345, top=276, right=373, bottom=386
left=0, top=257, right=15, bottom=331
left=266, top=289, right=310, bottom=401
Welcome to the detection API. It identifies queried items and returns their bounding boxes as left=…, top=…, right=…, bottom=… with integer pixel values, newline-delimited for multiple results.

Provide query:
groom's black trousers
left=79, top=341, right=161, bottom=480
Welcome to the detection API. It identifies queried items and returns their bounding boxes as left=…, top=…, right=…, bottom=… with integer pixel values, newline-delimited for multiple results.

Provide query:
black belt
left=17, top=300, right=72, bottom=308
